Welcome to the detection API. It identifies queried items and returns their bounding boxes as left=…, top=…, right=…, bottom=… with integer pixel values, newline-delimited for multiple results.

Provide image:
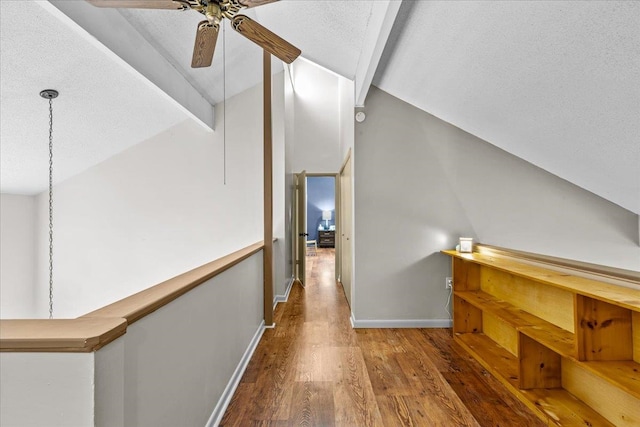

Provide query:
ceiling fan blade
left=86, top=0, right=187, bottom=9
left=231, top=15, right=300, bottom=64
left=237, top=0, right=279, bottom=8
left=192, top=21, right=219, bottom=68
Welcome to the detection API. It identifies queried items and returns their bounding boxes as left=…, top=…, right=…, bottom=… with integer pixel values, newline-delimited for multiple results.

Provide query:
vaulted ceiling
left=1, top=1, right=638, bottom=214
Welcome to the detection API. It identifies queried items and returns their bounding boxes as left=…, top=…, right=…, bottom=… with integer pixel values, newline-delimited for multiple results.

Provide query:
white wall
left=272, top=71, right=290, bottom=299
left=283, top=66, right=296, bottom=295
left=32, top=83, right=264, bottom=319
left=290, top=60, right=342, bottom=173
left=339, top=78, right=355, bottom=162
left=0, top=194, right=36, bottom=318
left=354, top=86, right=640, bottom=323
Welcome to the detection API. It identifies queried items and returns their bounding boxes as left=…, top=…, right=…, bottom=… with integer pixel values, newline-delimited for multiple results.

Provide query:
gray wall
left=354, top=86, right=639, bottom=322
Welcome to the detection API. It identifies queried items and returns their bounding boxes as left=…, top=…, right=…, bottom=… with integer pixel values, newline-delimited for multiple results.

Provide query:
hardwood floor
left=220, top=248, right=545, bottom=426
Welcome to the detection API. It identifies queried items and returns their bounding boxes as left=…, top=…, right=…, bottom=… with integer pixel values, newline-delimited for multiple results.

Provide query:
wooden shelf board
left=443, top=251, right=640, bottom=312
left=454, top=290, right=537, bottom=329
left=579, top=360, right=640, bottom=401
left=455, top=332, right=519, bottom=389
left=455, top=333, right=614, bottom=426
left=455, top=290, right=576, bottom=357
left=520, top=388, right=615, bottom=427
left=519, top=325, right=576, bottom=358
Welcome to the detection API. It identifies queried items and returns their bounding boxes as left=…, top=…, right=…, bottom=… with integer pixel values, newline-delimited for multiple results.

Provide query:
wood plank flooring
left=220, top=248, right=545, bottom=426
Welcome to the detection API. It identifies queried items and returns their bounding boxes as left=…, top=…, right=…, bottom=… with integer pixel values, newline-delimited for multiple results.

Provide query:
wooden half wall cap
left=1, top=240, right=266, bottom=352
left=0, top=317, right=127, bottom=353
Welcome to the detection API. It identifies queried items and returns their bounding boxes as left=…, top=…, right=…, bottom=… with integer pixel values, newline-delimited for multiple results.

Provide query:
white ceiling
left=373, top=1, right=640, bottom=214
left=1, top=1, right=638, bottom=215
left=0, top=1, right=190, bottom=195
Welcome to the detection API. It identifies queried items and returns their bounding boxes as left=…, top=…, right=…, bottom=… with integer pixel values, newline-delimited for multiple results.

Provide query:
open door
left=294, top=171, right=307, bottom=287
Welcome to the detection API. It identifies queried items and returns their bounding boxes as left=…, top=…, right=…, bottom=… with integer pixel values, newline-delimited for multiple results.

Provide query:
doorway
left=293, top=173, right=337, bottom=288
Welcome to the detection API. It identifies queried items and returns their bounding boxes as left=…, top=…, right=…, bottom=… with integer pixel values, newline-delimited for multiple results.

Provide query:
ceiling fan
left=87, top=0, right=301, bottom=68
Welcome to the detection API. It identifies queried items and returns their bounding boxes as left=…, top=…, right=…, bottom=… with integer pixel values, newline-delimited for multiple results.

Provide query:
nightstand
left=317, top=230, right=335, bottom=248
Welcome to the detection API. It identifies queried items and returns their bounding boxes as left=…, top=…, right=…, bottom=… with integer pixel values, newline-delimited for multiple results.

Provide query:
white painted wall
left=354, top=87, right=640, bottom=322
left=272, top=71, right=290, bottom=300
left=290, top=59, right=342, bottom=173
left=0, top=194, right=36, bottom=318
left=0, top=352, right=95, bottom=426
left=31, top=84, right=263, bottom=319
left=283, top=66, right=296, bottom=295
left=339, top=78, right=355, bottom=162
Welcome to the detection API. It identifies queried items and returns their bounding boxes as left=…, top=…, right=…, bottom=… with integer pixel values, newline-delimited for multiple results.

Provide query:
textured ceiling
left=0, top=0, right=378, bottom=194
left=0, top=1, right=189, bottom=194
left=117, top=0, right=376, bottom=105
left=374, top=1, right=640, bottom=214
left=117, top=6, right=268, bottom=106
left=254, top=1, right=375, bottom=79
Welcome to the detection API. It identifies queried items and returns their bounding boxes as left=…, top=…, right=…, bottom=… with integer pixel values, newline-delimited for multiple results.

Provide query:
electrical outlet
left=445, top=277, right=453, bottom=289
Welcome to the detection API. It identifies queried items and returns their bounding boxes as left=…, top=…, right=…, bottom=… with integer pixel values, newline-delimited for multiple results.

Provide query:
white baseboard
left=273, top=276, right=294, bottom=309
left=206, top=320, right=265, bottom=427
left=350, top=318, right=452, bottom=328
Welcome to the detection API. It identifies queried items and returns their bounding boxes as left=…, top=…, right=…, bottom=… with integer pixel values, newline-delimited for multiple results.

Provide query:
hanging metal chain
left=40, top=88, right=58, bottom=319
left=48, top=97, right=54, bottom=319
left=223, top=20, right=227, bottom=185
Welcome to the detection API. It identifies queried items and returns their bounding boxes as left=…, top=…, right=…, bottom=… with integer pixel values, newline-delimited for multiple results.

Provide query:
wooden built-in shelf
left=454, top=290, right=576, bottom=357
left=456, top=332, right=614, bottom=426
left=444, top=249, right=640, bottom=427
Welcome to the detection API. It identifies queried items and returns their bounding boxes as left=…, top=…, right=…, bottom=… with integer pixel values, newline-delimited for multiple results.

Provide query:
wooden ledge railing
left=444, top=249, right=640, bottom=311
left=0, top=318, right=127, bottom=353
left=0, top=241, right=265, bottom=353
left=475, top=243, right=640, bottom=286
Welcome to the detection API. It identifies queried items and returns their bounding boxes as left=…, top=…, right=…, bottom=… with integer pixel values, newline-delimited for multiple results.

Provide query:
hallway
left=220, top=248, right=543, bottom=426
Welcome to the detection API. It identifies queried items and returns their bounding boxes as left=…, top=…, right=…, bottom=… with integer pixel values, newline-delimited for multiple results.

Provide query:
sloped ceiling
left=0, top=1, right=191, bottom=194
left=1, top=1, right=638, bottom=216
left=0, top=0, right=380, bottom=194
left=117, top=1, right=377, bottom=104
left=373, top=1, right=640, bottom=214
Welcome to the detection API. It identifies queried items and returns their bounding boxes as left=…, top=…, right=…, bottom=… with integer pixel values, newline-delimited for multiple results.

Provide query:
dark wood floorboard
left=220, top=248, right=545, bottom=426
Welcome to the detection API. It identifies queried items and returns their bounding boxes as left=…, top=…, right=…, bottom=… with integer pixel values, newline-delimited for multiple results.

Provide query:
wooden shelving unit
left=443, top=250, right=640, bottom=427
